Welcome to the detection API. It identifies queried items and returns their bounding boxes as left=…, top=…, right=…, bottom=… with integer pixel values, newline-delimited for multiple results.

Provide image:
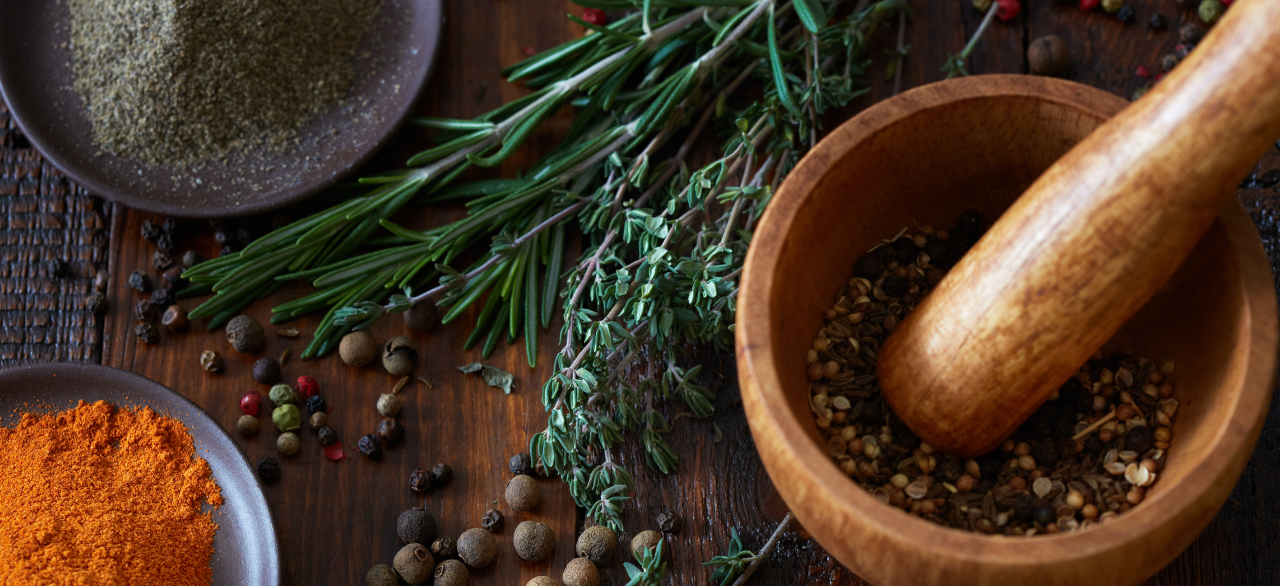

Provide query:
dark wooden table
left=3, top=1, right=1279, bottom=584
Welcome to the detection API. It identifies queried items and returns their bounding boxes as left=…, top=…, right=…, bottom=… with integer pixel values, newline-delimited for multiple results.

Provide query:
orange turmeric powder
left=0, top=400, right=223, bottom=585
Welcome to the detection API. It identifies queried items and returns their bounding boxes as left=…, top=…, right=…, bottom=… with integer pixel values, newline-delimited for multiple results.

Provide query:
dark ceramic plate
left=0, top=363, right=280, bottom=586
left=0, top=0, right=442, bottom=218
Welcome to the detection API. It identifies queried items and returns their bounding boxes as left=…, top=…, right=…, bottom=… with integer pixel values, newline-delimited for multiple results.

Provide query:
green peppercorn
left=272, top=405, right=301, bottom=432
left=365, top=564, right=400, bottom=586
left=630, top=530, right=662, bottom=557
left=505, top=474, right=541, bottom=511
left=1199, top=0, right=1222, bottom=23
left=575, top=526, right=617, bottom=565
left=269, top=384, right=300, bottom=407
left=457, top=528, right=496, bottom=568
left=398, top=507, right=438, bottom=545
left=1101, top=0, right=1122, bottom=12
left=277, top=432, right=300, bottom=456
left=513, top=521, right=555, bottom=561
left=433, top=559, right=468, bottom=586
left=225, top=315, right=266, bottom=354
left=972, top=0, right=991, bottom=10
left=377, top=393, right=402, bottom=417
left=394, top=543, right=435, bottom=586
left=237, top=415, right=259, bottom=436
left=562, top=558, right=600, bottom=586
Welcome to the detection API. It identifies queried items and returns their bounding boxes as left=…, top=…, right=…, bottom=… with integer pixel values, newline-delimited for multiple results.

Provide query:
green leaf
left=767, top=5, right=801, bottom=118
left=792, top=0, right=827, bottom=33
left=459, top=362, right=516, bottom=394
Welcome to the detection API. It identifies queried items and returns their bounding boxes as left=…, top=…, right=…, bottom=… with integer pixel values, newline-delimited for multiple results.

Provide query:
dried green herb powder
left=68, top=0, right=382, bottom=167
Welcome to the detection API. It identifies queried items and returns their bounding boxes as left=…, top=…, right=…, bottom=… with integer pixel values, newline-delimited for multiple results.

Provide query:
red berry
left=240, top=391, right=261, bottom=416
left=582, top=8, right=607, bottom=26
left=522, top=46, right=536, bottom=56
left=1079, top=0, right=1099, bottom=10
left=1221, top=0, right=1233, bottom=5
left=1136, top=66, right=1151, bottom=78
left=1155, top=72, right=1166, bottom=82
left=295, top=375, right=319, bottom=399
left=995, top=0, right=1020, bottom=20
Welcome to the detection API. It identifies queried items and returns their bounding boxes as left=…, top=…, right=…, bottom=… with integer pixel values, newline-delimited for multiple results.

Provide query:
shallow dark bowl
left=0, top=362, right=280, bottom=586
left=0, top=0, right=442, bottom=218
left=737, top=75, right=1278, bottom=586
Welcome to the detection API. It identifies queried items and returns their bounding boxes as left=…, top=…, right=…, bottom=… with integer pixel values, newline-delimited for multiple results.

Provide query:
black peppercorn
left=318, top=426, right=338, bottom=447
left=1084, top=434, right=1105, bottom=454
left=181, top=249, right=201, bottom=269
left=1125, top=425, right=1155, bottom=454
left=1030, top=438, right=1059, bottom=468
left=235, top=226, right=255, bottom=247
left=1115, top=5, right=1134, bottom=23
left=135, top=299, right=156, bottom=321
left=431, top=463, right=452, bottom=486
left=253, top=357, right=282, bottom=385
left=135, top=322, right=160, bottom=344
left=162, top=266, right=184, bottom=289
left=257, top=457, right=280, bottom=483
left=1032, top=504, right=1055, bottom=526
left=1149, top=13, right=1167, bottom=29
left=881, top=273, right=908, bottom=298
left=161, top=217, right=178, bottom=236
left=481, top=509, right=504, bottom=533
left=155, top=233, right=175, bottom=254
left=852, top=253, right=884, bottom=280
left=152, top=250, right=173, bottom=271
left=150, top=288, right=174, bottom=308
left=1179, top=23, right=1205, bottom=44
left=1162, top=53, right=1181, bottom=72
left=161, top=305, right=188, bottom=331
left=127, top=270, right=152, bottom=293
left=1012, top=494, right=1036, bottom=522
left=141, top=219, right=162, bottom=243
left=214, top=231, right=228, bottom=246
left=358, top=433, right=383, bottom=460
left=306, top=394, right=327, bottom=415
left=430, top=536, right=458, bottom=561
left=409, top=468, right=431, bottom=492
left=376, top=417, right=404, bottom=444
left=1258, top=169, right=1280, bottom=189
left=656, top=509, right=682, bottom=534
left=509, top=453, right=533, bottom=476
left=398, top=508, right=438, bottom=545
left=219, top=245, right=235, bottom=257
left=84, top=292, right=108, bottom=315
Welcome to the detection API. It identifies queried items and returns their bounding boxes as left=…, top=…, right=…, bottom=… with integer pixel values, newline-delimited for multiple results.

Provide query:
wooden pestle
left=877, top=0, right=1280, bottom=457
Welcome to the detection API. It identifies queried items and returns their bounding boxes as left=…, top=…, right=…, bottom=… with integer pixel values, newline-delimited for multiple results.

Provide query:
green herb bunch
left=182, top=0, right=906, bottom=532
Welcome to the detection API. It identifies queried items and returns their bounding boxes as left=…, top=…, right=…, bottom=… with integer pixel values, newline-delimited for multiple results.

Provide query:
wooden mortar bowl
left=737, top=75, right=1278, bottom=586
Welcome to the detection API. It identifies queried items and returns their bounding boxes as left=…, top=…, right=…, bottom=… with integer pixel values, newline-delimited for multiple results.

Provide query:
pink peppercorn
left=240, top=391, right=262, bottom=416
left=296, top=375, right=319, bottom=398
left=582, top=8, right=607, bottom=26
left=995, top=0, right=1020, bottom=20
left=1079, top=0, right=1099, bottom=9
left=522, top=46, right=536, bottom=56
left=1136, top=66, right=1151, bottom=78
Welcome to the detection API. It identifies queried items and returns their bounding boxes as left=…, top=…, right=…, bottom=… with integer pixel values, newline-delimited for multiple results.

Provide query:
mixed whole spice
left=807, top=214, right=1180, bottom=535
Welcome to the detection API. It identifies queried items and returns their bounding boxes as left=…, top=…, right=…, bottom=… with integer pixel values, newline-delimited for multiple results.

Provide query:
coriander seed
left=237, top=414, right=259, bottom=436
left=277, top=432, right=300, bottom=456
left=513, top=521, right=555, bottom=561
left=309, top=411, right=329, bottom=429
left=377, top=393, right=402, bottom=417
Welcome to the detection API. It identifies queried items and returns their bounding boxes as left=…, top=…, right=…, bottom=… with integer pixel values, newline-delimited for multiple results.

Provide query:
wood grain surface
left=2, top=0, right=1279, bottom=584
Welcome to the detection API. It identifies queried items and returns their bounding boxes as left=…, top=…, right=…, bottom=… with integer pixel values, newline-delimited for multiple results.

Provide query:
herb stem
left=729, top=512, right=794, bottom=586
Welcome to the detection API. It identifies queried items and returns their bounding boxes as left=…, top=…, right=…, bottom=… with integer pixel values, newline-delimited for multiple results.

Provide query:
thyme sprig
left=184, top=0, right=907, bottom=533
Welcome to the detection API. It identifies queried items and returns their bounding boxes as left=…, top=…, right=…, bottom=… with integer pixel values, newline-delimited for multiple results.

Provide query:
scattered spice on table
left=68, top=0, right=383, bottom=167
left=398, top=507, right=438, bottom=545
left=481, top=509, right=504, bottom=533
left=378, top=393, right=402, bottom=417
left=253, top=357, right=282, bottom=385
left=410, top=468, right=431, bottom=493
left=576, top=525, right=618, bottom=565
left=394, top=543, right=435, bottom=586
left=238, top=414, right=260, bottom=436
left=514, top=521, right=556, bottom=561
left=277, top=431, right=301, bottom=456
left=358, top=433, right=383, bottom=460
left=200, top=350, right=223, bottom=373
left=563, top=557, right=600, bottom=586
left=433, top=559, right=468, bottom=586
left=806, top=217, right=1180, bottom=535
left=431, top=536, right=458, bottom=562
left=506, top=474, right=541, bottom=511
left=457, top=528, right=497, bottom=568
left=340, top=331, right=379, bottom=367
left=226, top=315, right=266, bottom=354
left=0, top=400, right=222, bottom=585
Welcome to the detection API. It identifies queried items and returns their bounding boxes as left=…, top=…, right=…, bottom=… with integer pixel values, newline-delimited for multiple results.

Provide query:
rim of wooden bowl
left=737, top=74, right=1277, bottom=585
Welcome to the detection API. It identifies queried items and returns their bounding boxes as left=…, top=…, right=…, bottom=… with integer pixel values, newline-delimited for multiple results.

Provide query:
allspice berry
left=394, top=543, right=435, bottom=586
left=630, top=530, right=663, bottom=557
left=377, top=393, right=403, bottom=417
left=1028, top=35, right=1070, bottom=76
left=513, top=521, right=556, bottom=561
left=237, top=414, right=259, bottom=436
left=226, top=315, right=266, bottom=354
left=433, top=559, right=468, bottom=586
left=277, top=432, right=300, bottom=456
left=365, top=564, right=400, bottom=586
left=404, top=302, right=439, bottom=332
left=382, top=336, right=418, bottom=376
left=398, top=508, right=438, bottom=545
left=253, top=357, right=281, bottom=385
left=563, top=558, right=600, bottom=586
left=527, top=578, right=561, bottom=586
left=505, top=474, right=541, bottom=511
left=377, top=417, right=405, bottom=444
left=457, top=528, right=497, bottom=568
left=339, top=331, right=379, bottom=367
left=575, top=526, right=618, bottom=565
